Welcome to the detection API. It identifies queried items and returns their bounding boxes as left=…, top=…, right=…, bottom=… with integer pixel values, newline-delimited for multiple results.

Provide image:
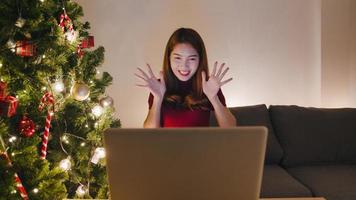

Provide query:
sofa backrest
left=269, top=105, right=356, bottom=167
left=210, top=104, right=284, bottom=164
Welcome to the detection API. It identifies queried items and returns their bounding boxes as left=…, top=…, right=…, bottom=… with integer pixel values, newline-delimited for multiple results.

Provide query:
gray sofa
left=211, top=104, right=356, bottom=200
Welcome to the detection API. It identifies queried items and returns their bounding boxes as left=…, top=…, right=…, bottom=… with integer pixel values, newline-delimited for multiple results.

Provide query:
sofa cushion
left=211, top=104, right=284, bottom=164
left=269, top=105, right=356, bottom=167
left=260, top=165, right=313, bottom=198
left=287, top=164, right=356, bottom=200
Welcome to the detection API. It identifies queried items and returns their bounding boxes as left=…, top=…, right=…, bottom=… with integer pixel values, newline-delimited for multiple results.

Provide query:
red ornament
left=81, top=36, right=94, bottom=49
left=0, top=81, right=18, bottom=117
left=19, top=116, right=35, bottom=137
left=15, top=41, right=36, bottom=57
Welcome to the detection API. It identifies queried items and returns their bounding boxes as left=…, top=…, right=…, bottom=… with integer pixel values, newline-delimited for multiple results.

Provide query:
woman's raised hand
left=202, top=61, right=232, bottom=100
left=135, top=63, right=166, bottom=100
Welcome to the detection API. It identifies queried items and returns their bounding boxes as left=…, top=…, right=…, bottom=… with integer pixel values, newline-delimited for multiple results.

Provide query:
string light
left=92, top=105, right=103, bottom=117
left=59, top=157, right=71, bottom=171
left=0, top=62, right=3, bottom=68
left=11, top=190, right=17, bottom=194
left=42, top=55, right=46, bottom=59
left=41, top=86, right=46, bottom=91
left=80, top=142, right=86, bottom=147
left=85, top=124, right=89, bottom=128
left=33, top=188, right=39, bottom=193
left=9, top=136, right=17, bottom=143
left=61, top=135, right=69, bottom=144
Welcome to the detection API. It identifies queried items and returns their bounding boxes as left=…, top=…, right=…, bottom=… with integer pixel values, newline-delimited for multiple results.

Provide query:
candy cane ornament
left=38, top=92, right=55, bottom=159
left=1, top=152, right=29, bottom=200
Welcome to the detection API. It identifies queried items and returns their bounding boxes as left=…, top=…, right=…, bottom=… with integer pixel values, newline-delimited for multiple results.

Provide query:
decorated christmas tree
left=0, top=0, right=120, bottom=199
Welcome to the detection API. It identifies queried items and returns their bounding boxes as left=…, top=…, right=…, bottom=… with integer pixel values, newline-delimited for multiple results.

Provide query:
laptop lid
left=104, top=127, right=267, bottom=200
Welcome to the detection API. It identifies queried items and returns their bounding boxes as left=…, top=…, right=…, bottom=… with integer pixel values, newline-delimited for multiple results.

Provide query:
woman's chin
left=177, top=76, right=191, bottom=81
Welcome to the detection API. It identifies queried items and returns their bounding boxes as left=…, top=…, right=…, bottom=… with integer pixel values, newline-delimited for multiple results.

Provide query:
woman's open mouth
left=178, top=70, right=190, bottom=76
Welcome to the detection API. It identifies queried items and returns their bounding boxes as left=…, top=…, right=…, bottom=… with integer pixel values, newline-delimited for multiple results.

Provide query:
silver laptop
left=104, top=127, right=267, bottom=200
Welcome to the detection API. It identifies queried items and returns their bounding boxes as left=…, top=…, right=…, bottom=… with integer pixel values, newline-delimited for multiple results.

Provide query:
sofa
left=210, top=104, right=356, bottom=200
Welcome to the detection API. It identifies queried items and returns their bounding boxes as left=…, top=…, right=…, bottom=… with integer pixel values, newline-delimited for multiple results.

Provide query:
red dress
left=148, top=80, right=226, bottom=127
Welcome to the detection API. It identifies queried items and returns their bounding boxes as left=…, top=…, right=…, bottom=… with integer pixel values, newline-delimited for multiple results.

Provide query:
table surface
left=261, top=198, right=326, bottom=200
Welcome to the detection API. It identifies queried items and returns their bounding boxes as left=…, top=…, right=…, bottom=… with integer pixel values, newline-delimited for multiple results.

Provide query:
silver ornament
left=99, top=96, right=114, bottom=107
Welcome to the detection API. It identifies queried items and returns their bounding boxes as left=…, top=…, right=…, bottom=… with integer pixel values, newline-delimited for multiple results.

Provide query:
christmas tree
left=0, top=0, right=120, bottom=199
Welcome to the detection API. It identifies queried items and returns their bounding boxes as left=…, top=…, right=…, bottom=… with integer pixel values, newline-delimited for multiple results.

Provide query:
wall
left=75, top=0, right=331, bottom=127
left=321, top=0, right=356, bottom=107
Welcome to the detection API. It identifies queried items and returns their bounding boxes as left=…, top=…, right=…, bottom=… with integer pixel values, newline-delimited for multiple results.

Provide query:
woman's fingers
left=216, top=62, right=225, bottom=77
left=220, top=77, right=233, bottom=86
left=211, top=61, right=217, bottom=76
left=137, top=67, right=150, bottom=79
left=146, top=63, right=156, bottom=79
left=134, top=73, right=147, bottom=81
left=219, top=67, right=229, bottom=81
left=135, top=83, right=148, bottom=87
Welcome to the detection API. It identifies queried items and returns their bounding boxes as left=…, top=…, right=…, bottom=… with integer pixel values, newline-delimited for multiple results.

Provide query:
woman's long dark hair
left=162, top=28, right=210, bottom=110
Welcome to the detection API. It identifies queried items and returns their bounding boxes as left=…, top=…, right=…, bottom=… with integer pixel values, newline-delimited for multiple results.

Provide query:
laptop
left=104, top=127, right=267, bottom=200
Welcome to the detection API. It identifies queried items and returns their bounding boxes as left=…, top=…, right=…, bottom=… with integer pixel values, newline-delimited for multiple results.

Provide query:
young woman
left=135, top=28, right=236, bottom=127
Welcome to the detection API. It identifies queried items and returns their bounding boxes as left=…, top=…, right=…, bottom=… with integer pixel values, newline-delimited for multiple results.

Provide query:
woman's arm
left=143, top=97, right=163, bottom=128
left=209, top=95, right=236, bottom=127
left=202, top=61, right=236, bottom=127
left=135, top=63, right=166, bottom=128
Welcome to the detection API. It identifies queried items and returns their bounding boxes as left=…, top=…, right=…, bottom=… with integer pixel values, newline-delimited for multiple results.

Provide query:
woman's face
left=170, top=43, right=200, bottom=82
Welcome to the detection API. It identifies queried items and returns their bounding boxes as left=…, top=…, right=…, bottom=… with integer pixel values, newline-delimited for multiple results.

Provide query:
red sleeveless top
left=148, top=80, right=226, bottom=127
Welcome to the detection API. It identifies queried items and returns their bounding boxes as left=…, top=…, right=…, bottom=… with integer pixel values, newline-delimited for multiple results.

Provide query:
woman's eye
left=174, top=57, right=181, bottom=60
left=190, top=58, right=196, bottom=61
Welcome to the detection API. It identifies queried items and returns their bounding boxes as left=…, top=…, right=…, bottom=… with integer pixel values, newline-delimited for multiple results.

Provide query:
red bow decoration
left=0, top=81, right=18, bottom=117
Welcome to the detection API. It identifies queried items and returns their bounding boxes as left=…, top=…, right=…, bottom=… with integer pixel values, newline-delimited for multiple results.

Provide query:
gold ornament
left=70, top=83, right=90, bottom=101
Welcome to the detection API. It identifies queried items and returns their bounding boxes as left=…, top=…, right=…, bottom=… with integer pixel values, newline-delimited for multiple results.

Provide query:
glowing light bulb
left=92, top=105, right=103, bottom=117
left=0, top=62, right=3, bottom=68
left=33, top=188, right=39, bottom=193
left=59, top=158, right=71, bottom=171
left=9, top=136, right=17, bottom=143
left=80, top=142, right=86, bottom=147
